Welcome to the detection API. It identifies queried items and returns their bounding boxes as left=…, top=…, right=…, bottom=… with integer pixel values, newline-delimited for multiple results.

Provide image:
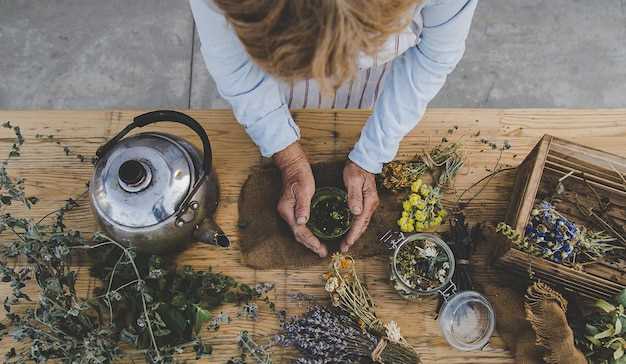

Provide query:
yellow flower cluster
left=397, top=179, right=447, bottom=233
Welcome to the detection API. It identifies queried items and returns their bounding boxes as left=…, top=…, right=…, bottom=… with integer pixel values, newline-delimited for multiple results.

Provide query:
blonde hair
left=214, top=0, right=421, bottom=92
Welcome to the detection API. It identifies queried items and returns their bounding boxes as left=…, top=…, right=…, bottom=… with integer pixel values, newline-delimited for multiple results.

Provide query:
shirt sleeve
left=189, top=0, right=300, bottom=157
left=348, top=0, right=478, bottom=173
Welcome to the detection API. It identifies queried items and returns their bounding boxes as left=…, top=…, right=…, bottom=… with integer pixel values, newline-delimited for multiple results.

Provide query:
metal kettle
left=89, top=110, right=229, bottom=253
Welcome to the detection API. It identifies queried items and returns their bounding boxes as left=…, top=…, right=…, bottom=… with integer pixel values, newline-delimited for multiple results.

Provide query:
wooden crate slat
left=543, top=165, right=626, bottom=198
left=499, top=251, right=623, bottom=299
left=505, top=135, right=552, bottom=232
left=550, top=137, right=626, bottom=172
left=547, top=151, right=626, bottom=187
left=544, top=157, right=626, bottom=193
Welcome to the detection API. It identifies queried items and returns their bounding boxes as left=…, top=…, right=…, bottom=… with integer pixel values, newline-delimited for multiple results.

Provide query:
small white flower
left=335, top=283, right=347, bottom=295
left=418, top=240, right=439, bottom=258
left=420, top=246, right=438, bottom=259
left=385, top=321, right=403, bottom=343
left=325, top=277, right=339, bottom=292
left=443, top=262, right=450, bottom=269
left=437, top=268, right=447, bottom=283
left=331, top=293, right=341, bottom=307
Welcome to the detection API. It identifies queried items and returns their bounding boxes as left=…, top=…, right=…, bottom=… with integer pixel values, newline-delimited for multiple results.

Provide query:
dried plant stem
left=105, top=252, right=125, bottom=324
left=576, top=201, right=626, bottom=245
left=454, top=166, right=516, bottom=207
left=9, top=226, right=26, bottom=242
left=577, top=175, right=626, bottom=245
left=456, top=149, right=503, bottom=204
left=609, top=162, right=626, bottom=190
left=35, top=189, right=88, bottom=225
left=330, top=256, right=382, bottom=333
left=238, top=331, right=272, bottom=364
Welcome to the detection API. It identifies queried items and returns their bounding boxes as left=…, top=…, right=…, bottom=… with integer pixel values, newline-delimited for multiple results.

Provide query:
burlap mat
left=238, top=161, right=401, bottom=269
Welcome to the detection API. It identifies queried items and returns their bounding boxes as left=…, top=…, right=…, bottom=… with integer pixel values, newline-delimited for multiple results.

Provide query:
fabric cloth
left=474, top=228, right=586, bottom=364
left=279, top=3, right=426, bottom=111
left=190, top=0, right=478, bottom=173
left=524, top=283, right=587, bottom=364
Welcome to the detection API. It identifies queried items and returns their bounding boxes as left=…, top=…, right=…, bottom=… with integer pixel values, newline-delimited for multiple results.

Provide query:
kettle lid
left=91, top=133, right=195, bottom=228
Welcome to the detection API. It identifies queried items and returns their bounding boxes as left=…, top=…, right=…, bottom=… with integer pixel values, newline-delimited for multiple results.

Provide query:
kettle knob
left=119, top=160, right=146, bottom=186
left=117, top=159, right=153, bottom=193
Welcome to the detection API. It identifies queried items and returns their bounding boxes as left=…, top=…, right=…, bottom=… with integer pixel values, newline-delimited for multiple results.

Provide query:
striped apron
left=279, top=5, right=425, bottom=109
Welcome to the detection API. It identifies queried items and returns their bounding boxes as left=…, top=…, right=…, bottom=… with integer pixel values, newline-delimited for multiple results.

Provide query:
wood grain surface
left=1, top=109, right=626, bottom=363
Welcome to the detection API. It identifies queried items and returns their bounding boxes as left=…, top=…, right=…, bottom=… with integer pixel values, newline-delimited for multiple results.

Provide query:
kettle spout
left=194, top=218, right=230, bottom=247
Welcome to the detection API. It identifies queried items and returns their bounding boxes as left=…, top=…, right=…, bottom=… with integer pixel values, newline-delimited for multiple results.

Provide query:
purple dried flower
left=519, top=201, right=619, bottom=265
left=277, top=306, right=420, bottom=364
left=276, top=306, right=376, bottom=363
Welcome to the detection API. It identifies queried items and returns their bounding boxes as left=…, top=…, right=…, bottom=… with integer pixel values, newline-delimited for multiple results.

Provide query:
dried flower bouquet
left=277, top=306, right=419, bottom=364
left=320, top=254, right=420, bottom=363
left=382, top=142, right=464, bottom=191
left=498, top=201, right=621, bottom=267
left=397, top=179, right=448, bottom=233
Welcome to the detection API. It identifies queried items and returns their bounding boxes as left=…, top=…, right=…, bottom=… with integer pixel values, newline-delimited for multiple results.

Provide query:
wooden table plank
left=1, top=108, right=626, bottom=363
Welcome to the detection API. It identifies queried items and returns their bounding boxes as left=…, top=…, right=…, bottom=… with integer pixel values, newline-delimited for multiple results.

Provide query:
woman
left=190, top=0, right=478, bottom=257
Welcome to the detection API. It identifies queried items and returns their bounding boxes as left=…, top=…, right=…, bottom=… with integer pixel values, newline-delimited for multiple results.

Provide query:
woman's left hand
left=341, top=161, right=380, bottom=252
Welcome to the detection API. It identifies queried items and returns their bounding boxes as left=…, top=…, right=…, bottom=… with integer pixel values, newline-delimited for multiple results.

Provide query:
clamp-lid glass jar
left=380, top=231, right=495, bottom=351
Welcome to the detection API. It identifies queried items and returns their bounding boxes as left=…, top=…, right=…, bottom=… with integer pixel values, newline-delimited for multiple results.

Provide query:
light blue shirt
left=190, top=0, right=478, bottom=173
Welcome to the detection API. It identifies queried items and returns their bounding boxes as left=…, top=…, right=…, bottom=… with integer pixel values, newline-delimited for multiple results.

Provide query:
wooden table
left=1, top=109, right=625, bottom=363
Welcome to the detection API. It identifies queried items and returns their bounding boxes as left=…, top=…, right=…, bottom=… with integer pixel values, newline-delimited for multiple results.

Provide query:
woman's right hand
left=273, top=142, right=327, bottom=258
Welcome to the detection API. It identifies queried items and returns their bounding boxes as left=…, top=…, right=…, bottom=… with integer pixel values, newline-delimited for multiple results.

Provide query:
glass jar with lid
left=380, top=231, right=496, bottom=351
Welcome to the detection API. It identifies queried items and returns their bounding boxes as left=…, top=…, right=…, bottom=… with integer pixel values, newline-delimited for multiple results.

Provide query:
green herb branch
left=70, top=234, right=162, bottom=362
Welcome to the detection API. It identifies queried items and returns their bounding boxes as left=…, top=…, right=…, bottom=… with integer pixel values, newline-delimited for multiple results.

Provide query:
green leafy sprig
left=577, top=290, right=626, bottom=363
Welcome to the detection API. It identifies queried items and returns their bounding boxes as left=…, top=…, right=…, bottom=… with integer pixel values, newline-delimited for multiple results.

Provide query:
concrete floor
left=1, top=0, right=625, bottom=109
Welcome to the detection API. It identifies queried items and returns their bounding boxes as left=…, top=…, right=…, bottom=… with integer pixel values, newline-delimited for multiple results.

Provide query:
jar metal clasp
left=379, top=230, right=406, bottom=251
left=438, top=281, right=457, bottom=302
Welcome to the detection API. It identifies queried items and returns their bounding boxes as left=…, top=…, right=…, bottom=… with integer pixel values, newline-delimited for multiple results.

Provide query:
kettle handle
left=97, top=110, right=212, bottom=173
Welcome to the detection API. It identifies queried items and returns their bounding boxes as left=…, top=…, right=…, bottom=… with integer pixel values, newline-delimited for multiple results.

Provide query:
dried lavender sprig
left=238, top=331, right=272, bottom=364
left=277, top=306, right=420, bottom=364
left=276, top=306, right=376, bottom=363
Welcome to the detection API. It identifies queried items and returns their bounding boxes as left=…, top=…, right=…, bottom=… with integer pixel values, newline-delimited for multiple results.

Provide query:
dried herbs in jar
left=390, top=234, right=454, bottom=299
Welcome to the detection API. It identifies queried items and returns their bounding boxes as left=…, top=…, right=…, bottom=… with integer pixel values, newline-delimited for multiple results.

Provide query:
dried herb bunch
left=276, top=306, right=419, bottom=364
left=397, top=179, right=447, bottom=233
left=497, top=201, right=621, bottom=267
left=87, top=245, right=272, bottom=355
left=552, top=171, right=626, bottom=256
left=382, top=141, right=464, bottom=191
left=323, top=254, right=379, bottom=332
left=0, top=125, right=120, bottom=363
left=576, top=289, right=626, bottom=363
left=395, top=238, right=451, bottom=292
left=0, top=124, right=272, bottom=363
left=319, top=254, right=420, bottom=364
left=226, top=331, right=272, bottom=364
left=443, top=212, right=481, bottom=292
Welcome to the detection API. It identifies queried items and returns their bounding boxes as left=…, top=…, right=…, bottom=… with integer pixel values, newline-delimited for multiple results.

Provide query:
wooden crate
left=498, top=135, right=626, bottom=300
